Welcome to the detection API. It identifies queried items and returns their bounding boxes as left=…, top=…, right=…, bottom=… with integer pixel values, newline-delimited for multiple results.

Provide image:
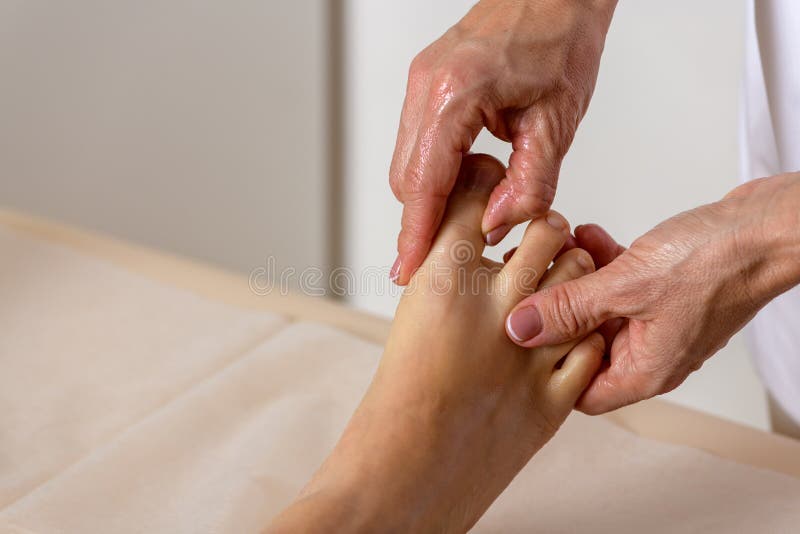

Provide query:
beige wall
left=0, top=0, right=330, bottom=276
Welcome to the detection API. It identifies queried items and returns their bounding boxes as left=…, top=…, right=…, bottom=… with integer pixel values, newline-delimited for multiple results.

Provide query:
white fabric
left=740, top=0, right=800, bottom=424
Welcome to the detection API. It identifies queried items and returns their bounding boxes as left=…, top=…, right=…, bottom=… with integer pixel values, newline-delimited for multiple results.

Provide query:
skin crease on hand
left=505, top=172, right=800, bottom=415
left=389, top=0, right=618, bottom=285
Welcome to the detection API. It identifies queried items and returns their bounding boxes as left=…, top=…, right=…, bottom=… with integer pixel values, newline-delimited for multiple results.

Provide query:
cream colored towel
left=1, top=226, right=799, bottom=533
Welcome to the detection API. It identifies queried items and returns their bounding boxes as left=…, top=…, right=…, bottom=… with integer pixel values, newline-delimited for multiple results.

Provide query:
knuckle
left=392, top=165, right=424, bottom=198
left=505, top=166, right=558, bottom=218
left=397, top=227, right=422, bottom=254
left=389, top=172, right=402, bottom=198
left=390, top=168, right=419, bottom=200
left=520, top=191, right=555, bottom=219
left=391, top=156, right=448, bottom=201
left=428, top=66, right=463, bottom=100
left=404, top=168, right=428, bottom=196
left=400, top=179, right=449, bottom=203
left=410, top=46, right=433, bottom=71
left=541, top=284, right=586, bottom=339
left=408, top=51, right=432, bottom=82
left=398, top=198, right=447, bottom=245
left=406, top=49, right=439, bottom=104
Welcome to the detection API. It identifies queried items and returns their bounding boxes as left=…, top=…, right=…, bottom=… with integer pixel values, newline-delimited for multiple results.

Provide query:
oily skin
left=268, top=155, right=604, bottom=533
left=507, top=173, right=800, bottom=414
left=389, top=0, right=618, bottom=284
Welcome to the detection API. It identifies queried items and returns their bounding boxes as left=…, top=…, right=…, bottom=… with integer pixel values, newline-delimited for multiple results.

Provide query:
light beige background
left=0, top=1, right=769, bottom=429
left=0, top=0, right=330, bottom=276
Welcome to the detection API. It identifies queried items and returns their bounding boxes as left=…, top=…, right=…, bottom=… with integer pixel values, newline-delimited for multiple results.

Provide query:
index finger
left=389, top=78, right=482, bottom=284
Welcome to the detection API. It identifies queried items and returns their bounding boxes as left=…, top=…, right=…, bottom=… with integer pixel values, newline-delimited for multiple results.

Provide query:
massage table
left=1, top=209, right=799, bottom=533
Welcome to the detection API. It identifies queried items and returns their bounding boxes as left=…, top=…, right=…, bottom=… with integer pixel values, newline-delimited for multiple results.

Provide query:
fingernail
left=389, top=256, right=402, bottom=282
left=507, top=306, right=543, bottom=342
left=485, top=224, right=511, bottom=246
left=546, top=213, right=567, bottom=231
left=502, top=246, right=518, bottom=263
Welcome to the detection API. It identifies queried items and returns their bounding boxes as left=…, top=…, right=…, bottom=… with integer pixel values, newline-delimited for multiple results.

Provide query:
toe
left=517, top=247, right=604, bottom=421
left=547, top=333, right=605, bottom=409
left=523, top=248, right=599, bottom=384
left=498, top=211, right=570, bottom=305
left=537, top=248, right=595, bottom=290
left=428, top=154, right=505, bottom=267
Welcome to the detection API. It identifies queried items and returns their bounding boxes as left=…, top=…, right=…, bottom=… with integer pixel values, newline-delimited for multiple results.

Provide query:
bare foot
left=269, top=154, right=604, bottom=533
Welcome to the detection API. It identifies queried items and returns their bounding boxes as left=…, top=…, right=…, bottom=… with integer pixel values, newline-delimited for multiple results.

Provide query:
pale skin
left=268, top=154, right=605, bottom=532
left=390, top=0, right=800, bottom=414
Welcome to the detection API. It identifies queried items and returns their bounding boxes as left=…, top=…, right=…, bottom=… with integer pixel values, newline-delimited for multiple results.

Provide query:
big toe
left=428, top=154, right=505, bottom=265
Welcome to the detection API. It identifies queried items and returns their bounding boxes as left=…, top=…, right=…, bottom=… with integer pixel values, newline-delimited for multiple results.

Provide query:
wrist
left=730, top=173, right=800, bottom=302
left=763, top=173, right=800, bottom=290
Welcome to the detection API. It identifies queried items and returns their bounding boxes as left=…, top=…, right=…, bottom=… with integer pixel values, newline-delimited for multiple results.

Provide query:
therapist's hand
left=506, top=173, right=800, bottom=414
left=389, top=0, right=617, bottom=284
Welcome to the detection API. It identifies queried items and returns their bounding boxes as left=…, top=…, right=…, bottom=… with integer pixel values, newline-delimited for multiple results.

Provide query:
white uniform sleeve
left=740, top=0, right=800, bottom=425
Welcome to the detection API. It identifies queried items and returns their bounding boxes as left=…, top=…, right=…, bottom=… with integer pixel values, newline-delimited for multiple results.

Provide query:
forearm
left=729, top=172, right=800, bottom=305
left=470, top=0, right=618, bottom=29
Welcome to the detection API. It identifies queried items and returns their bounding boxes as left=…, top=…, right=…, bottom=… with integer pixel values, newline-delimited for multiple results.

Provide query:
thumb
left=482, top=109, right=564, bottom=245
left=506, top=268, right=618, bottom=348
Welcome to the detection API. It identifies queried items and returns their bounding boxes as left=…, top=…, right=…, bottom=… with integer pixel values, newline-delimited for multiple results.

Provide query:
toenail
left=576, top=253, right=592, bottom=271
left=507, top=306, right=543, bottom=342
left=485, top=224, right=511, bottom=246
left=546, top=213, right=566, bottom=231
